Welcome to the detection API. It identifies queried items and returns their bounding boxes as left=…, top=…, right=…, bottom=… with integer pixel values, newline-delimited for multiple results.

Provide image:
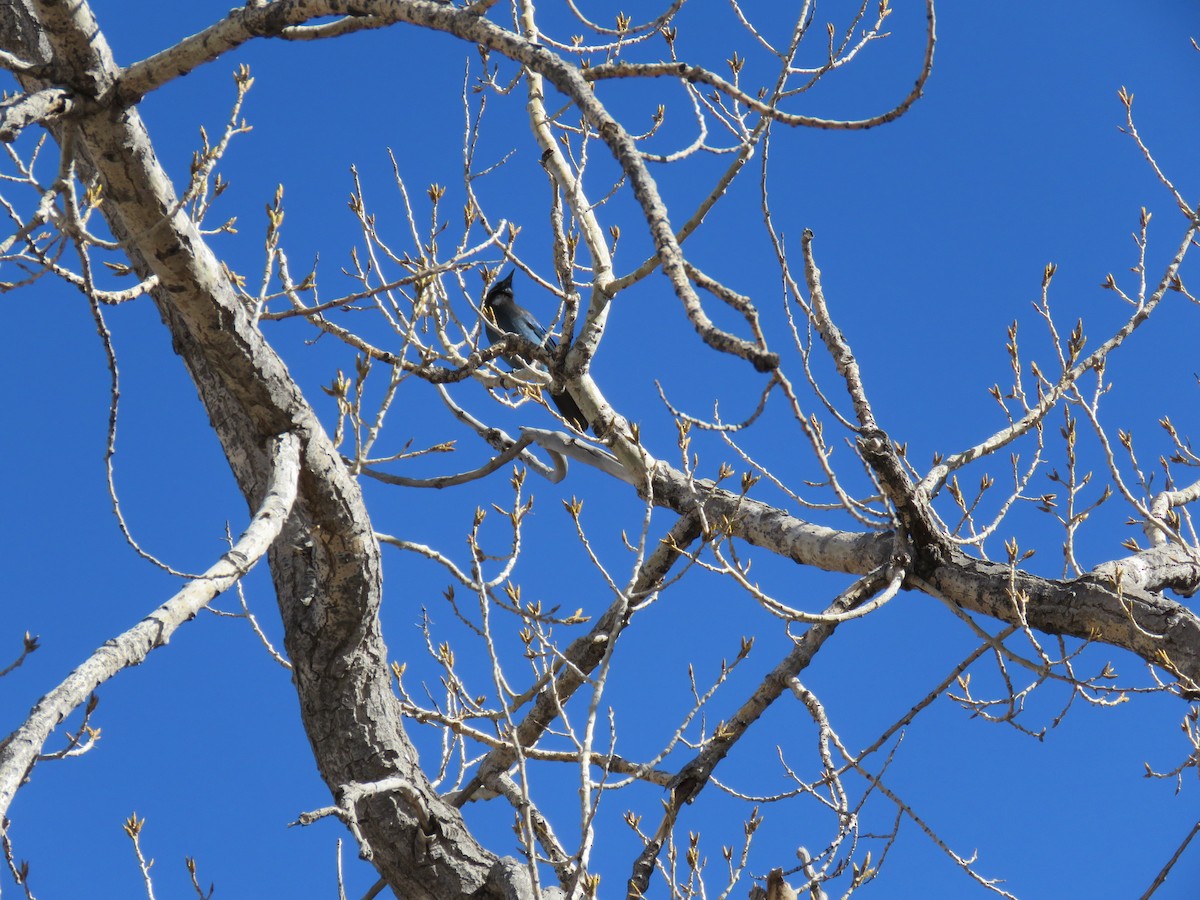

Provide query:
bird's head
left=484, top=270, right=514, bottom=308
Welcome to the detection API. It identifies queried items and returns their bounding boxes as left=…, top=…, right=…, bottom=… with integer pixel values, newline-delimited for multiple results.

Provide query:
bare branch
left=0, top=86, right=74, bottom=141
left=0, top=432, right=301, bottom=822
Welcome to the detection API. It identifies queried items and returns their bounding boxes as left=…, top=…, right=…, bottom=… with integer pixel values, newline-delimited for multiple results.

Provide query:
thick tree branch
left=0, top=432, right=301, bottom=824
left=1091, top=543, right=1200, bottom=597
left=0, top=85, right=73, bottom=141
left=642, top=462, right=1200, bottom=688
left=0, top=2, right=509, bottom=895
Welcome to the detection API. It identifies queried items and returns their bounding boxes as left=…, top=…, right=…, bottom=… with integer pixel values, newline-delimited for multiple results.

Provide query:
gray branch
left=0, top=432, right=301, bottom=823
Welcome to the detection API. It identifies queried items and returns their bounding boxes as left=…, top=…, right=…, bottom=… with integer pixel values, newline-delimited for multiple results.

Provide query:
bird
left=482, top=270, right=589, bottom=432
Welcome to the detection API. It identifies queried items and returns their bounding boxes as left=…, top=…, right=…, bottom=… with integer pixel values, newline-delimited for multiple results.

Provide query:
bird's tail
left=548, top=388, right=589, bottom=433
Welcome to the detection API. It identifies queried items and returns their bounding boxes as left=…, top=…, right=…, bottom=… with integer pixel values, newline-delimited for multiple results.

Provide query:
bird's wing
left=511, top=307, right=549, bottom=345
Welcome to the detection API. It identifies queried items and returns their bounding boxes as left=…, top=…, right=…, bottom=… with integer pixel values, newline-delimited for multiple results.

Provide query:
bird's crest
left=485, top=270, right=514, bottom=306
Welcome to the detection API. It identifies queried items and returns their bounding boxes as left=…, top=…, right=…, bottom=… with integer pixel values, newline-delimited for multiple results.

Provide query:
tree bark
left=0, top=2, right=513, bottom=896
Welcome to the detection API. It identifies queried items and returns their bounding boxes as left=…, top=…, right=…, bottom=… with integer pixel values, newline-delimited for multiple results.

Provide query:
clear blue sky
left=4, top=2, right=1200, bottom=898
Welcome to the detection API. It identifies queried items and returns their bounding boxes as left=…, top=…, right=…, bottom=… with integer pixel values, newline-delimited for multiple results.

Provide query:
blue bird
left=483, top=271, right=589, bottom=432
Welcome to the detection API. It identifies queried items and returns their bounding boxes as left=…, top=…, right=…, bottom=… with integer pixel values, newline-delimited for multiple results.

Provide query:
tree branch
left=0, top=432, right=301, bottom=824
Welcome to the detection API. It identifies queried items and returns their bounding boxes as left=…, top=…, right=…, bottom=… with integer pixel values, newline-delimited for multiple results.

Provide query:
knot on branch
left=477, top=857, right=568, bottom=900
left=749, top=348, right=780, bottom=372
left=857, top=428, right=950, bottom=565
left=856, top=428, right=889, bottom=460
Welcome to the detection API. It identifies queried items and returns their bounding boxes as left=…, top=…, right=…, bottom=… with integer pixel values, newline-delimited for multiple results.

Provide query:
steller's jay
left=483, top=271, right=589, bottom=432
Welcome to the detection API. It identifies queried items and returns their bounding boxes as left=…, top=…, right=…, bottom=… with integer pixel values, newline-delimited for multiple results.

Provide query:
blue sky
left=4, top=2, right=1200, bottom=898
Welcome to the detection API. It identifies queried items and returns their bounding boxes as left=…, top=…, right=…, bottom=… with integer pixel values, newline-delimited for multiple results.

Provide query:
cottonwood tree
left=1, top=1, right=1198, bottom=898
